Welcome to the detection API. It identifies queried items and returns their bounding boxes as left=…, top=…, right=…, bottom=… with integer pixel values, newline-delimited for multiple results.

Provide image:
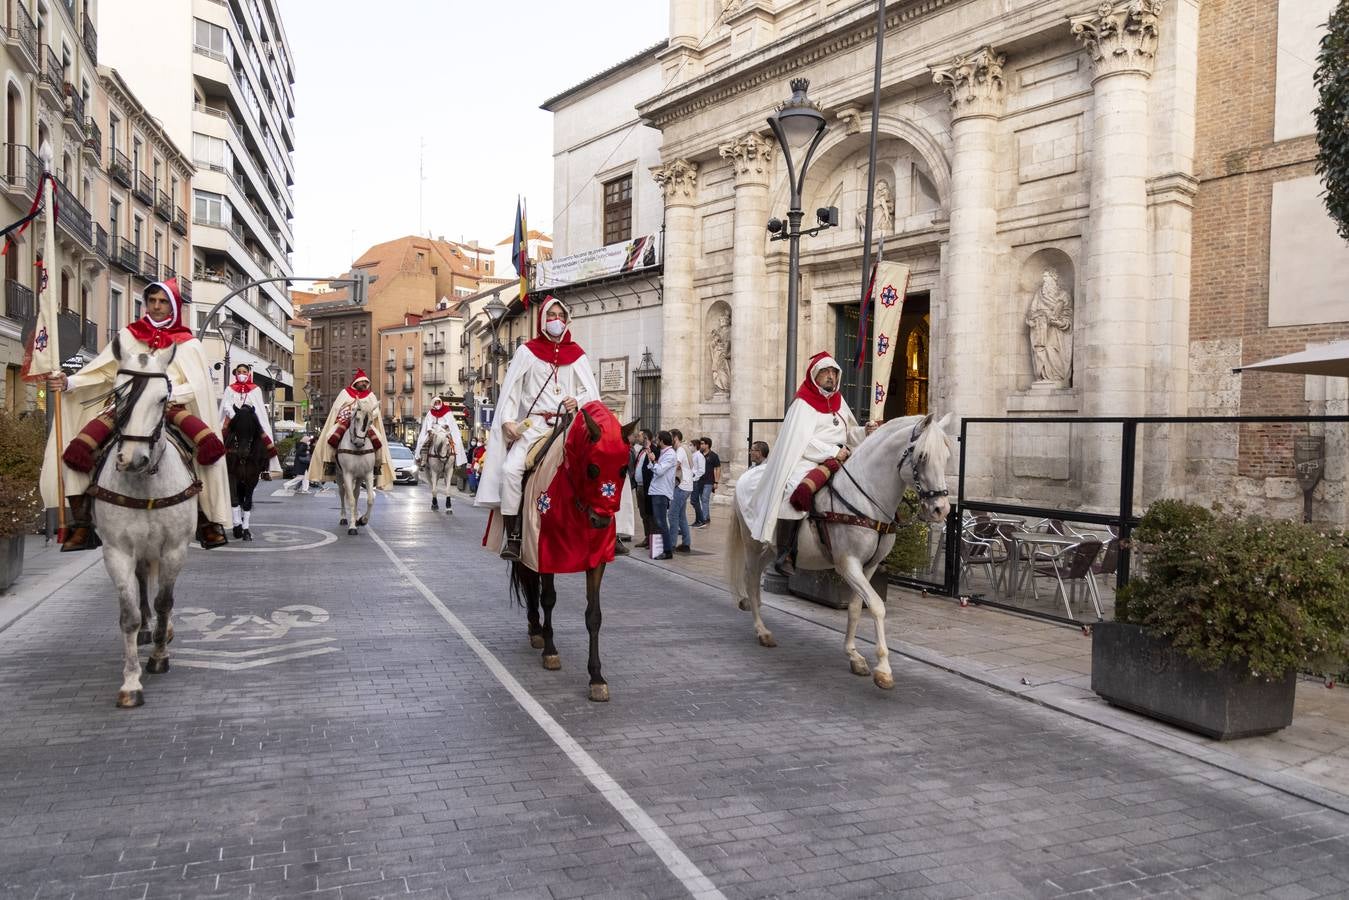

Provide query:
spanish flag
left=512, top=196, right=529, bottom=308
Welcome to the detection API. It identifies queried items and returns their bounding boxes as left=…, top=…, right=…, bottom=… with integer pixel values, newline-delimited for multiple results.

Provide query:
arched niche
left=704, top=299, right=731, bottom=400
left=1019, top=248, right=1076, bottom=389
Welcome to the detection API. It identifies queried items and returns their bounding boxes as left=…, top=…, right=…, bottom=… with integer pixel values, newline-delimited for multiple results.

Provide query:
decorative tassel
left=166, top=404, right=225, bottom=465
left=63, top=411, right=115, bottom=473
left=790, top=457, right=841, bottom=512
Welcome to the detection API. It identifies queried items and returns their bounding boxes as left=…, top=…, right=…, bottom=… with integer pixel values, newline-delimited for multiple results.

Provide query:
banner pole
left=53, top=381, right=66, bottom=541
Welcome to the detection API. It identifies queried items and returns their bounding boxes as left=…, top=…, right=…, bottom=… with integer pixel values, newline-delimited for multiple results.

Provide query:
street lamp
left=215, top=317, right=243, bottom=389
left=266, top=362, right=283, bottom=425
left=766, top=77, right=830, bottom=412
left=483, top=296, right=508, bottom=408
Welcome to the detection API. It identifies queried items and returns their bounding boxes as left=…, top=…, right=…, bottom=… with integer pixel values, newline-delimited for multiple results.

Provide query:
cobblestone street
left=2, top=486, right=1348, bottom=899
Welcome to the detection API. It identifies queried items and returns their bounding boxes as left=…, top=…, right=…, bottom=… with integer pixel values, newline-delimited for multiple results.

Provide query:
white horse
left=336, top=403, right=377, bottom=536
left=91, top=342, right=199, bottom=708
left=425, top=427, right=454, bottom=513
left=726, top=413, right=954, bottom=690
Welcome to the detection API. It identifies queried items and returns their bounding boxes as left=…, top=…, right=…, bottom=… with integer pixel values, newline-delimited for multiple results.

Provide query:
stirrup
left=500, top=538, right=522, bottom=561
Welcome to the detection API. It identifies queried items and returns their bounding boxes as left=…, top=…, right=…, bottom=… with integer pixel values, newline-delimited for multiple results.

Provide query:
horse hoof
left=430, top=500, right=438, bottom=510
left=757, top=633, right=777, bottom=648
left=850, top=658, right=871, bottom=677
left=737, top=599, right=749, bottom=612
left=339, top=517, right=348, bottom=526
left=542, top=654, right=561, bottom=671
left=241, top=529, right=253, bottom=542
left=115, top=690, right=144, bottom=709
left=347, top=527, right=358, bottom=536
left=873, top=670, right=895, bottom=691
left=145, top=657, right=170, bottom=675
left=529, top=634, right=545, bottom=649
left=588, top=683, right=610, bottom=703
left=357, top=516, right=369, bottom=527
left=136, top=630, right=152, bottom=646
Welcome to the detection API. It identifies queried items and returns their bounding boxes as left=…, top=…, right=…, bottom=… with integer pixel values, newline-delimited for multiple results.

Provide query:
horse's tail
left=726, top=502, right=749, bottom=607
left=508, top=561, right=525, bottom=608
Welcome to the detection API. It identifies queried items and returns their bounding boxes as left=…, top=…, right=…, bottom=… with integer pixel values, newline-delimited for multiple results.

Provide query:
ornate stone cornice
left=1069, top=0, right=1164, bottom=80
left=930, top=45, right=1007, bottom=119
left=718, top=132, right=775, bottom=184
left=651, top=159, right=699, bottom=205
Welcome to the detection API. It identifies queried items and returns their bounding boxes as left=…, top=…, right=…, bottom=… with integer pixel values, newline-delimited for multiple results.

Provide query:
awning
left=1232, top=341, right=1349, bottom=378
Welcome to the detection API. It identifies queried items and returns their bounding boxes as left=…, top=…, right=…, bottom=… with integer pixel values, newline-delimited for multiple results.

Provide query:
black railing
left=63, top=84, right=85, bottom=130
left=424, top=342, right=445, bottom=356
left=82, top=10, right=97, bottom=65
left=162, top=265, right=176, bottom=281
left=403, top=359, right=415, bottom=370
left=109, top=148, right=131, bottom=187
left=179, top=277, right=192, bottom=300
left=5, top=3, right=37, bottom=71
left=54, top=179, right=92, bottom=248
left=140, top=251, right=159, bottom=282
left=133, top=171, right=154, bottom=204
left=81, top=319, right=97, bottom=351
left=83, top=118, right=101, bottom=164
left=94, top=224, right=109, bottom=261
left=3, top=280, right=34, bottom=322
left=39, top=46, right=62, bottom=95
left=172, top=206, right=187, bottom=234
left=424, top=375, right=445, bottom=387
left=115, top=236, right=138, bottom=272
left=154, top=189, right=172, bottom=221
left=3, top=144, right=41, bottom=199
left=384, top=360, right=396, bottom=371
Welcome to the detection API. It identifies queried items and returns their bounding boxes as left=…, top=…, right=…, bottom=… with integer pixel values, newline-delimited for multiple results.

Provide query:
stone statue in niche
left=856, top=178, right=894, bottom=236
left=709, top=311, right=731, bottom=397
left=1026, top=268, right=1073, bottom=386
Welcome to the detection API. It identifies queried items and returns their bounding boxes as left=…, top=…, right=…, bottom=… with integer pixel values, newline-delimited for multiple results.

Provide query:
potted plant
left=0, top=410, right=46, bottom=592
left=1092, top=500, right=1349, bottom=739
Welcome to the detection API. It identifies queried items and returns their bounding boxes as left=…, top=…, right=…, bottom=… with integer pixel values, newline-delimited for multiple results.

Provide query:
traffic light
left=349, top=271, right=377, bottom=306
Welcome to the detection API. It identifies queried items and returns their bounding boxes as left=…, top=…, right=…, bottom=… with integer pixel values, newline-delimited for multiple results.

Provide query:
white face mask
left=544, top=318, right=566, bottom=339
left=235, top=373, right=249, bottom=383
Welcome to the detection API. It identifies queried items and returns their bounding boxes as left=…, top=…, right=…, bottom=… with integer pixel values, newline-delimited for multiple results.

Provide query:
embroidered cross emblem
left=600, top=481, right=617, bottom=499
left=536, top=492, right=552, bottom=514
left=880, top=284, right=899, bottom=307
left=877, top=333, right=890, bottom=356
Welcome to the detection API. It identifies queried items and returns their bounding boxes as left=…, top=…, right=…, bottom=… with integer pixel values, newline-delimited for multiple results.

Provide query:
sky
left=281, top=1, right=668, bottom=279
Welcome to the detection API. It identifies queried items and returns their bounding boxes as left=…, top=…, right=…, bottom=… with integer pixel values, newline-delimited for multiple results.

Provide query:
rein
left=816, top=423, right=949, bottom=534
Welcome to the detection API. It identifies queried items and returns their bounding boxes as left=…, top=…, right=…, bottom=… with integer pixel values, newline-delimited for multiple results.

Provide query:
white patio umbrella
left=1232, top=341, right=1349, bottom=378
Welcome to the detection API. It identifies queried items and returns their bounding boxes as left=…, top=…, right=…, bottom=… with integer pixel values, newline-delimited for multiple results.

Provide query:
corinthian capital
left=1069, top=0, right=1164, bottom=79
left=651, top=159, right=699, bottom=205
left=718, top=133, right=775, bottom=184
left=931, top=46, right=1007, bottom=120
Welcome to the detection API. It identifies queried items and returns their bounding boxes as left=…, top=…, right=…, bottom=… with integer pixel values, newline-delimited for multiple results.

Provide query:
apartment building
left=100, top=0, right=297, bottom=402
left=96, top=66, right=192, bottom=347
left=1, top=0, right=102, bottom=411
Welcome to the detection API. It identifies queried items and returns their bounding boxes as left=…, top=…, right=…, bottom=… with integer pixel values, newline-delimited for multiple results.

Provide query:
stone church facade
left=630, top=0, right=1347, bottom=520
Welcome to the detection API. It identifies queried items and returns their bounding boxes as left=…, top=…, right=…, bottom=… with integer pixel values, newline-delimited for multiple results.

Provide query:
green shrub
left=883, top=489, right=931, bottom=575
left=0, top=410, right=46, bottom=539
left=1315, top=0, right=1349, bottom=240
left=1118, top=500, right=1349, bottom=679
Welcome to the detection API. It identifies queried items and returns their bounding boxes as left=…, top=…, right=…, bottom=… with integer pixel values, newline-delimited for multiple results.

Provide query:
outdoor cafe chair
left=1030, top=538, right=1105, bottom=621
left=959, top=530, right=1008, bottom=597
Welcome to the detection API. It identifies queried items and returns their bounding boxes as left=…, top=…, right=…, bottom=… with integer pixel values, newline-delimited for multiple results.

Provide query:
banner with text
left=537, top=234, right=661, bottom=291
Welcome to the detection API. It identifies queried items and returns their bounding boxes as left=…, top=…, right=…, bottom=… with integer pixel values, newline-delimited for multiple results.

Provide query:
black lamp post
left=215, top=317, right=243, bottom=389
left=483, top=296, right=508, bottom=408
left=766, top=78, right=831, bottom=412
left=265, top=362, right=283, bottom=424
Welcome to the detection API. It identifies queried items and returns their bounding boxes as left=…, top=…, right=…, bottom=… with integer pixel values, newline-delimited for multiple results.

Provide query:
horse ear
left=920, top=413, right=934, bottom=429
left=580, top=407, right=601, bottom=443
left=620, top=417, right=640, bottom=443
left=112, top=333, right=122, bottom=362
left=936, top=412, right=953, bottom=431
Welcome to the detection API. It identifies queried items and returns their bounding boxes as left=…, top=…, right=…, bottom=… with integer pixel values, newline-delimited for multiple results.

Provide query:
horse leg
left=838, top=559, right=893, bottom=690
left=540, top=574, right=560, bottom=670
left=239, top=478, right=256, bottom=541
left=844, top=590, right=870, bottom=677
left=343, top=475, right=358, bottom=535
left=520, top=565, right=544, bottom=649
left=338, top=470, right=350, bottom=526
left=357, top=474, right=372, bottom=526
left=736, top=512, right=776, bottom=647
left=585, top=564, right=608, bottom=702
left=106, top=547, right=145, bottom=708
left=135, top=560, right=152, bottom=646
left=144, top=560, right=168, bottom=674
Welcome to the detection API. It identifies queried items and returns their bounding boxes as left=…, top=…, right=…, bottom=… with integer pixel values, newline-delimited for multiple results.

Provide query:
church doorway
left=833, top=292, right=930, bottom=420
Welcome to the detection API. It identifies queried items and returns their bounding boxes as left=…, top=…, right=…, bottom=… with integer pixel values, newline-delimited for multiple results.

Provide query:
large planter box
left=0, top=534, right=24, bottom=594
left=787, top=568, right=889, bottom=610
left=1091, top=621, right=1295, bottom=740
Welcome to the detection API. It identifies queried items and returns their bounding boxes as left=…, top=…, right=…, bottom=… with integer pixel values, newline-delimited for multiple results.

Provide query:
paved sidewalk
left=631, top=501, right=1349, bottom=813
left=0, top=534, right=105, bottom=634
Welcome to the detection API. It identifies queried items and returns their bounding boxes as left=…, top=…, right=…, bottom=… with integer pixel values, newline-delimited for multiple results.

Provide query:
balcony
left=62, top=84, right=85, bottom=139
left=3, top=280, right=34, bottom=323
left=81, top=319, right=97, bottom=352
left=54, top=180, right=93, bottom=250
left=401, top=377, right=413, bottom=393
left=384, top=360, right=396, bottom=372
left=82, top=118, right=101, bottom=167
left=38, top=47, right=62, bottom=106
left=424, top=341, right=446, bottom=356
left=140, top=251, right=159, bottom=282
left=5, top=3, right=37, bottom=73
left=385, top=378, right=395, bottom=394
left=402, top=358, right=415, bottom=371
left=154, top=189, right=172, bottom=222
left=172, top=206, right=187, bottom=235
left=108, top=149, right=131, bottom=187
left=2, top=144, right=41, bottom=203
left=82, top=10, right=97, bottom=66
left=132, top=171, right=154, bottom=205
left=424, top=375, right=445, bottom=387
left=180, top=277, right=192, bottom=301
left=93, top=224, right=109, bottom=263
left=114, top=236, right=137, bottom=273
left=162, top=265, right=176, bottom=282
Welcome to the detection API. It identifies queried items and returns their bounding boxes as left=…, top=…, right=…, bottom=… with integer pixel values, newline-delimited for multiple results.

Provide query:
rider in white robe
left=219, top=363, right=283, bottom=534
left=475, top=296, right=600, bottom=560
left=306, top=370, right=394, bottom=490
left=413, top=396, right=467, bottom=468
left=737, top=352, right=876, bottom=573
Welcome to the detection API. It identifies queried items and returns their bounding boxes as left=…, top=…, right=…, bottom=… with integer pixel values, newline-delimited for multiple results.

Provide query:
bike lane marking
left=367, top=526, right=726, bottom=900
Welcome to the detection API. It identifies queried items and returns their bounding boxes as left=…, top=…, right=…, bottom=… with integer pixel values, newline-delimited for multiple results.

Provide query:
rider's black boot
left=60, top=494, right=102, bottom=552
left=500, top=514, right=522, bottom=561
left=197, top=510, right=228, bottom=549
left=773, top=520, right=803, bottom=577
left=241, top=529, right=253, bottom=542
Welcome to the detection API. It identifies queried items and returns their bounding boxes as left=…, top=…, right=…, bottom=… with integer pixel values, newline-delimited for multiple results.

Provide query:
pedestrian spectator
left=694, top=437, right=721, bottom=526
left=670, top=429, right=694, bottom=553
left=687, top=432, right=706, bottom=526
left=632, top=429, right=656, bottom=548
left=285, top=435, right=313, bottom=493
left=646, top=431, right=677, bottom=560
left=749, top=440, right=770, bottom=467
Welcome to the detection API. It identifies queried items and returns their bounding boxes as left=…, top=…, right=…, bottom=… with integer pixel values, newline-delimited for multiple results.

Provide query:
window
left=133, top=137, right=142, bottom=175
left=192, top=133, right=231, bottom=171
left=308, top=327, right=323, bottom=350
left=171, top=244, right=179, bottom=274
left=109, top=287, right=122, bottom=333
left=153, top=158, right=162, bottom=188
left=170, top=175, right=180, bottom=204
left=153, top=231, right=162, bottom=265
left=133, top=216, right=143, bottom=251
left=108, top=114, right=119, bottom=152
left=193, top=190, right=229, bottom=227
left=109, top=197, right=121, bottom=239
left=603, top=174, right=633, bottom=245
left=193, top=18, right=231, bottom=62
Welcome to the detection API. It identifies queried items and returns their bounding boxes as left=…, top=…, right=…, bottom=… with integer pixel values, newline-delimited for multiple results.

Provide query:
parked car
left=389, top=443, right=419, bottom=485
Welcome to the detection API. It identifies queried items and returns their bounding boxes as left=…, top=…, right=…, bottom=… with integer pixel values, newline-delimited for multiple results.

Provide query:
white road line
left=367, top=528, right=726, bottom=900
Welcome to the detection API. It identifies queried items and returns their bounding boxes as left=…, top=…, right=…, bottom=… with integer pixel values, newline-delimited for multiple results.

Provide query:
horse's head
left=430, top=427, right=449, bottom=456
left=907, top=412, right=954, bottom=523
left=111, top=339, right=175, bottom=473
left=565, top=402, right=636, bottom=529
left=228, top=403, right=261, bottom=456
left=348, top=405, right=370, bottom=448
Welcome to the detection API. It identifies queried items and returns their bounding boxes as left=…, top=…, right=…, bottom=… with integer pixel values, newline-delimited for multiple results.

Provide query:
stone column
left=652, top=158, right=699, bottom=433
left=718, top=132, right=774, bottom=471
left=931, top=46, right=1007, bottom=495
left=1071, top=0, right=1163, bottom=507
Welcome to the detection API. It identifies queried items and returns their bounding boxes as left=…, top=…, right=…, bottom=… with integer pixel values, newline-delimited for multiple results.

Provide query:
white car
left=388, top=444, right=419, bottom=484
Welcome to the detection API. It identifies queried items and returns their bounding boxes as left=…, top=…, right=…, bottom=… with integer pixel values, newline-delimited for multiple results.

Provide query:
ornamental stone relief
left=931, top=45, right=1008, bottom=118
left=1069, top=0, right=1164, bottom=78
left=717, top=133, right=774, bottom=183
left=651, top=159, right=699, bottom=204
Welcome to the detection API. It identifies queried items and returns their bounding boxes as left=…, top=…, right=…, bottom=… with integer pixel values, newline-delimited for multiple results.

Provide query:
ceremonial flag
left=21, top=174, right=60, bottom=380
left=867, top=261, right=911, bottom=421
left=512, top=196, right=529, bottom=308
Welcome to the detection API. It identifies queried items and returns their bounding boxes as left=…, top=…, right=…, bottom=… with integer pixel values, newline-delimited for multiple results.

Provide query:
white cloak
left=306, top=387, right=394, bottom=490
left=39, top=330, right=232, bottom=525
left=414, top=410, right=467, bottom=466
left=474, top=342, right=601, bottom=508
left=737, top=396, right=867, bottom=543
left=220, top=384, right=282, bottom=474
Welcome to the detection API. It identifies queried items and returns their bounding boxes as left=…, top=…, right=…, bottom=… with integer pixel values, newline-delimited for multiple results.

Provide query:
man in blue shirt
left=645, top=430, right=677, bottom=560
